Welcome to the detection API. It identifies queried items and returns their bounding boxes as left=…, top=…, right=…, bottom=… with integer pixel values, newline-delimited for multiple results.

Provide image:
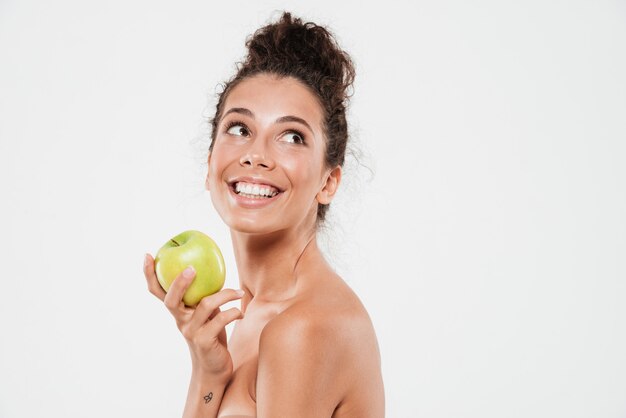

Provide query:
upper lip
left=228, top=176, right=284, bottom=192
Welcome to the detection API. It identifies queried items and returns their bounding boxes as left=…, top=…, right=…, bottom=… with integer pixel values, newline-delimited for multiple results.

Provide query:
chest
left=217, top=304, right=280, bottom=417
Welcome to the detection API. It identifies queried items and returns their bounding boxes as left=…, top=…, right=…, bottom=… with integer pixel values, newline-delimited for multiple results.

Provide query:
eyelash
left=223, top=120, right=306, bottom=145
left=224, top=120, right=250, bottom=136
left=285, top=129, right=306, bottom=145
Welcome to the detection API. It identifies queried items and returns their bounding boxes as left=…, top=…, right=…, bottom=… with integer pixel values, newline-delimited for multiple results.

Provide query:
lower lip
left=228, top=185, right=282, bottom=208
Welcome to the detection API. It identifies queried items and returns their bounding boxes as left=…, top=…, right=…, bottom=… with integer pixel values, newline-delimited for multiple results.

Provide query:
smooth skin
left=144, top=73, right=384, bottom=417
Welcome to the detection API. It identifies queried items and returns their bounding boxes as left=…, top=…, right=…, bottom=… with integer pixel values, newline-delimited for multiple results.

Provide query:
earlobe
left=316, top=166, right=342, bottom=205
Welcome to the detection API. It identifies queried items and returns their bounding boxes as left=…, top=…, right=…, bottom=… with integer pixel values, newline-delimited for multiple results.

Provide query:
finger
left=143, top=253, right=166, bottom=301
left=217, top=325, right=227, bottom=347
left=163, top=266, right=196, bottom=315
left=204, top=307, right=243, bottom=336
left=187, top=289, right=244, bottom=333
left=208, top=307, right=220, bottom=320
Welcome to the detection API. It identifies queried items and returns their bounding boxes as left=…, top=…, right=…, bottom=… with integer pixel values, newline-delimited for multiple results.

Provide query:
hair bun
left=210, top=11, right=356, bottom=224
left=241, top=12, right=355, bottom=105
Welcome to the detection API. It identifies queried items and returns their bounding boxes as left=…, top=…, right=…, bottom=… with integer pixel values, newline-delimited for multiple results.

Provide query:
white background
left=1, top=1, right=625, bottom=417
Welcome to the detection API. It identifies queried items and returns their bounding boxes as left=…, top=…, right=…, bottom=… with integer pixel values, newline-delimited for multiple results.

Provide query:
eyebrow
left=275, top=115, right=313, bottom=133
left=222, top=107, right=314, bottom=134
left=222, top=107, right=253, bottom=119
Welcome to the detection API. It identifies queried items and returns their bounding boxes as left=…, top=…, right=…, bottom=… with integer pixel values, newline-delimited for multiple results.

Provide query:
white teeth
left=234, top=182, right=278, bottom=197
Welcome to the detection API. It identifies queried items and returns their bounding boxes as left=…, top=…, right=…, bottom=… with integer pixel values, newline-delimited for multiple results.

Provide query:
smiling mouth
left=230, top=181, right=282, bottom=199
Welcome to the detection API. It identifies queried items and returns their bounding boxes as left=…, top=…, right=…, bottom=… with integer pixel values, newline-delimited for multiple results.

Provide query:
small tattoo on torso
left=204, top=392, right=213, bottom=403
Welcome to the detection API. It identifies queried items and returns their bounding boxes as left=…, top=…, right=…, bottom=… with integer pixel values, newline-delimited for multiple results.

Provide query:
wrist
left=190, top=364, right=231, bottom=386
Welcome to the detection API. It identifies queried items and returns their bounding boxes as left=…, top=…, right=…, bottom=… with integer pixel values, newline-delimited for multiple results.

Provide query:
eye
left=225, top=122, right=250, bottom=137
left=280, top=131, right=306, bottom=145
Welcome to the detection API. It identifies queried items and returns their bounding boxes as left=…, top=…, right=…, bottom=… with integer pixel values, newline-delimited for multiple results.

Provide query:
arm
left=255, top=313, right=346, bottom=417
left=143, top=254, right=243, bottom=418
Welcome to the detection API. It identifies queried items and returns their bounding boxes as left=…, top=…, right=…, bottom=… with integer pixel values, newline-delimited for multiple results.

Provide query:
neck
left=230, top=223, right=322, bottom=304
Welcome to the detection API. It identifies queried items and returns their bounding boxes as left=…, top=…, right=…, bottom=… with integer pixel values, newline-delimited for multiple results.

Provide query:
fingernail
left=183, top=266, right=195, bottom=279
left=144, top=254, right=150, bottom=265
left=236, top=289, right=245, bottom=297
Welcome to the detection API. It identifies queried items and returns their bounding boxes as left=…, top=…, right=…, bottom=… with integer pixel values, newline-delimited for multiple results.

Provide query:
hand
left=143, top=253, right=243, bottom=381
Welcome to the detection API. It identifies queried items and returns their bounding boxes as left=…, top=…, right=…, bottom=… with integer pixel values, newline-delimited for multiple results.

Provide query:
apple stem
left=171, top=239, right=180, bottom=246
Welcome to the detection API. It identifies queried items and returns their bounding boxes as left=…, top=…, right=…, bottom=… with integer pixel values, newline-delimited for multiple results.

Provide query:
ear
left=316, top=165, right=342, bottom=205
left=205, top=151, right=211, bottom=191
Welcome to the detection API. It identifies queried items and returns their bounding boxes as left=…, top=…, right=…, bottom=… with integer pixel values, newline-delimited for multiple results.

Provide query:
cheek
left=209, top=142, right=236, bottom=170
left=284, top=155, right=325, bottom=194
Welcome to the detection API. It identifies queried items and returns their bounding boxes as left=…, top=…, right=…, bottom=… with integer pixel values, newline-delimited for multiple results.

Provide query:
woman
left=143, top=12, right=384, bottom=417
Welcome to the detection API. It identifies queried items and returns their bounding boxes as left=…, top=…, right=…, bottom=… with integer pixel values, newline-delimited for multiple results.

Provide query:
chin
left=224, top=214, right=281, bottom=235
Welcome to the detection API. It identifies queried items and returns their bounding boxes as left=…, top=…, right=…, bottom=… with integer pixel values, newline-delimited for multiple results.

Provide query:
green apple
left=154, top=230, right=226, bottom=306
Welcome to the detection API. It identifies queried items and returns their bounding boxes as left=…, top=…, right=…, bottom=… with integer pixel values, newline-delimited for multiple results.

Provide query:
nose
left=239, top=137, right=275, bottom=169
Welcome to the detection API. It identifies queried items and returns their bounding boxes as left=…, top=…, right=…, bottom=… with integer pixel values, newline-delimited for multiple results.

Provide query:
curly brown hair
left=209, top=12, right=356, bottom=224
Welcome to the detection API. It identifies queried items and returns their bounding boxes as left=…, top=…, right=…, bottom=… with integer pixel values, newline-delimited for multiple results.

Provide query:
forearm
left=182, top=370, right=228, bottom=418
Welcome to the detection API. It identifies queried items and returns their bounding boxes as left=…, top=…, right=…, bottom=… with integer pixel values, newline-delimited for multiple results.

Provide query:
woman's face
left=206, top=73, right=340, bottom=234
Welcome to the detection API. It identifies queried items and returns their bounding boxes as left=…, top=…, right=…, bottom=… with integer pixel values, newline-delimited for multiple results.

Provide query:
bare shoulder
left=257, top=274, right=384, bottom=416
left=262, top=273, right=379, bottom=361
